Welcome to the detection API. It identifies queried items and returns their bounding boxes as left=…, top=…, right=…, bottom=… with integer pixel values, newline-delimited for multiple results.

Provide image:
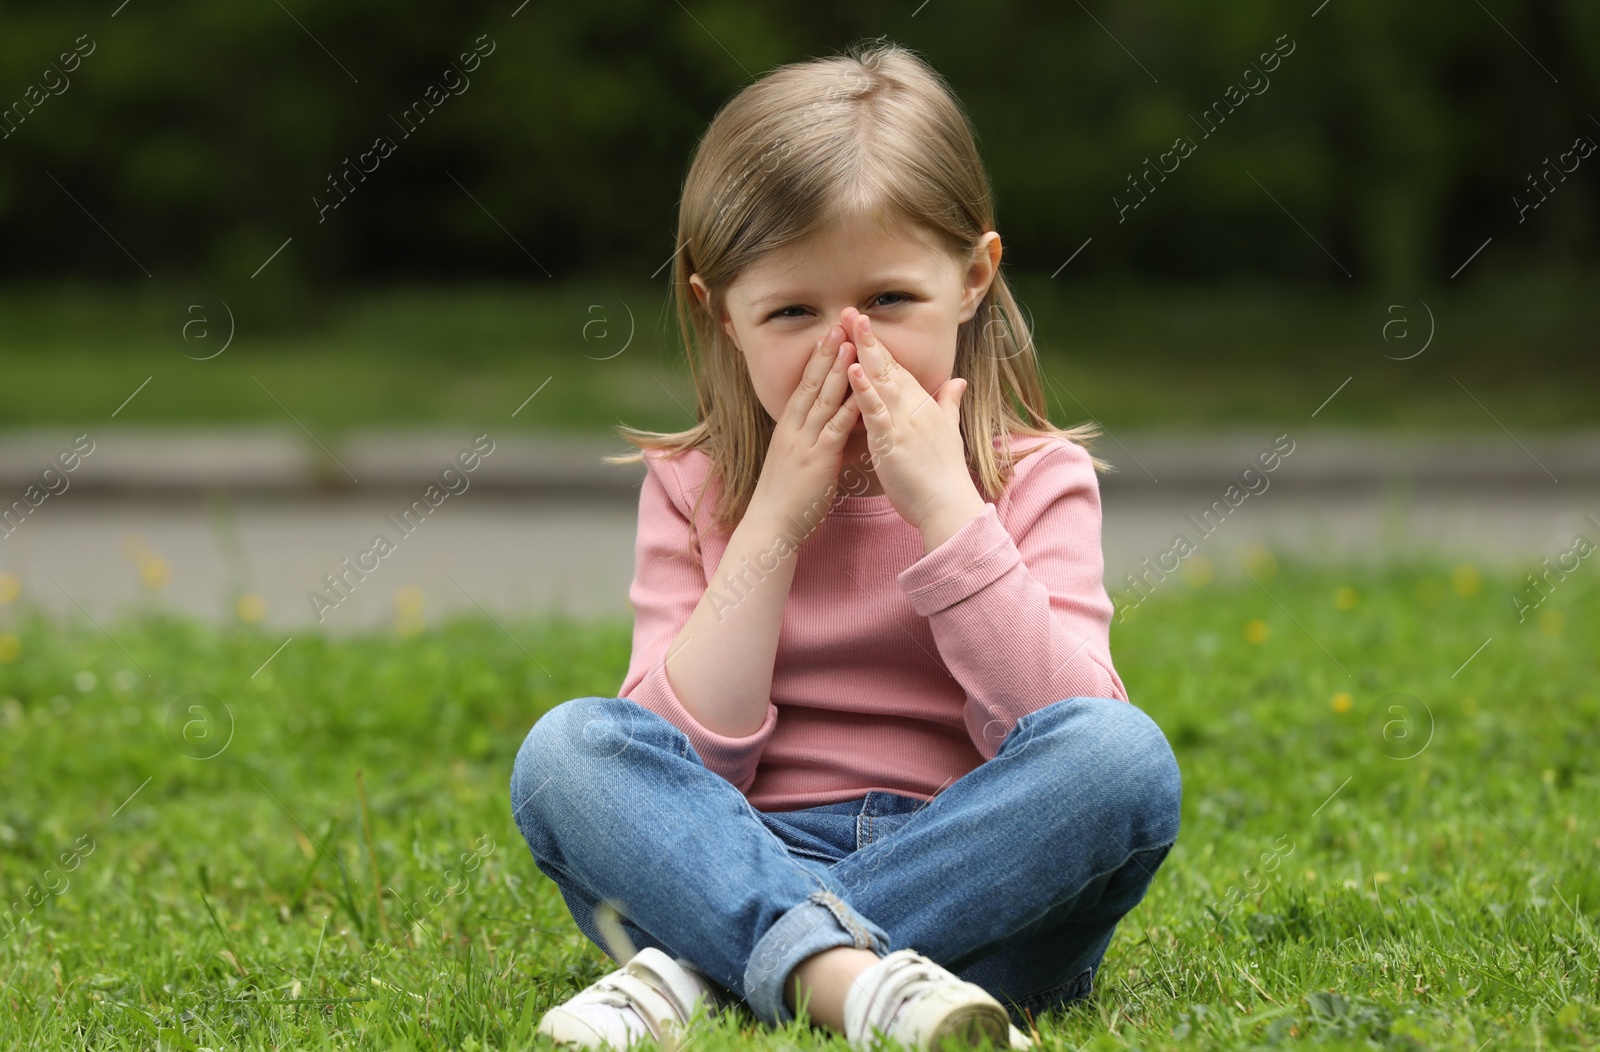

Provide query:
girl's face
left=690, top=219, right=1002, bottom=433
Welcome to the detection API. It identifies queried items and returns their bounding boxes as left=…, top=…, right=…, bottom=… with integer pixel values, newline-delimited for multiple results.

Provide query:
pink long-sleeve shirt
left=616, top=431, right=1128, bottom=812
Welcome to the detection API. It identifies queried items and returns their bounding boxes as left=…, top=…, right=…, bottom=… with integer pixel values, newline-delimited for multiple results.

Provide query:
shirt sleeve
left=896, top=439, right=1127, bottom=760
left=616, top=451, right=777, bottom=791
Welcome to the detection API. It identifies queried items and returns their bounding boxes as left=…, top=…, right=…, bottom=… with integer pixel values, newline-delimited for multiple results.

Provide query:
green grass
left=1, top=555, right=1596, bottom=1050
left=2, top=272, right=1597, bottom=435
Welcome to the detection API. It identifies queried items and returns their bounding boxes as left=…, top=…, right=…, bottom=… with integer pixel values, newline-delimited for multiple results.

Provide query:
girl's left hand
left=841, top=307, right=985, bottom=538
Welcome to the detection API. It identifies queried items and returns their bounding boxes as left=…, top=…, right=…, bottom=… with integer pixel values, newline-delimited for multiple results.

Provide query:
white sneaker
left=537, top=946, right=736, bottom=1049
left=842, top=948, right=1013, bottom=1051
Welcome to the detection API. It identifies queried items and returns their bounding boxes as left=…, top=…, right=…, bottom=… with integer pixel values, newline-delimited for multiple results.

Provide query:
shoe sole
left=893, top=985, right=1011, bottom=1051
left=535, top=1008, right=614, bottom=1048
left=536, top=947, right=722, bottom=1049
left=537, top=1007, right=687, bottom=1050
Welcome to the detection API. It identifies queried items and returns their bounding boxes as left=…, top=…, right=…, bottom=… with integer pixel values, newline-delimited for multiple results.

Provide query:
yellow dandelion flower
left=1331, top=692, right=1353, bottom=714
left=1333, top=586, right=1358, bottom=610
left=395, top=586, right=424, bottom=615
left=138, top=556, right=170, bottom=590
left=1244, top=619, right=1270, bottom=644
left=395, top=586, right=425, bottom=637
left=1239, top=543, right=1277, bottom=580
left=1181, top=555, right=1214, bottom=587
left=236, top=593, right=266, bottom=623
left=1451, top=564, right=1481, bottom=596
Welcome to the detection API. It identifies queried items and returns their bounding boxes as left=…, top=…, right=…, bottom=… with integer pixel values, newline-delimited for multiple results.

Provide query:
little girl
left=511, top=39, right=1181, bottom=1052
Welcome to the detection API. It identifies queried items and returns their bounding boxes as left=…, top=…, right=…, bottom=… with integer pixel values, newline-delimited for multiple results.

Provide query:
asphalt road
left=2, top=485, right=1594, bottom=636
left=1, top=428, right=1595, bottom=634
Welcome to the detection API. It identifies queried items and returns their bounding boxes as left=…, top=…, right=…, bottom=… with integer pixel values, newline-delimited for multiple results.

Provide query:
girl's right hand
left=748, top=322, right=860, bottom=546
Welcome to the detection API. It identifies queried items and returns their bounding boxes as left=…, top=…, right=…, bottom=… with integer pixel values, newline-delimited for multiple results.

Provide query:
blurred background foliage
left=0, top=0, right=1596, bottom=429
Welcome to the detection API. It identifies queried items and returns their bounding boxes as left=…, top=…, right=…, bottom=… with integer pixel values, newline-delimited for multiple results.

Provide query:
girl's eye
left=767, top=293, right=910, bottom=321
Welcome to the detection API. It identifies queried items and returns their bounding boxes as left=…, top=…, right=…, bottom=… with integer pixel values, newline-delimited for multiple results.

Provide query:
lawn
left=0, top=554, right=1596, bottom=1050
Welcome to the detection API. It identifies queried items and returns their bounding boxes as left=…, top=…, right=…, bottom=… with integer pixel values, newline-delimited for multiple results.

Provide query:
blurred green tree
left=0, top=0, right=1595, bottom=289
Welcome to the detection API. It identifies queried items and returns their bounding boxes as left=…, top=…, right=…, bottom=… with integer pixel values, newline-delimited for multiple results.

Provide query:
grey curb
left=1, top=427, right=1597, bottom=496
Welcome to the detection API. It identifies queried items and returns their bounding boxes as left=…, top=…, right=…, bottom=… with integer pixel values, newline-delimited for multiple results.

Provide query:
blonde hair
left=604, top=37, right=1109, bottom=541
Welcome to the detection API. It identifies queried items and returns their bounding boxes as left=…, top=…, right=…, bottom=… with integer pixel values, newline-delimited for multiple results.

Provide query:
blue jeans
left=509, top=694, right=1180, bottom=1030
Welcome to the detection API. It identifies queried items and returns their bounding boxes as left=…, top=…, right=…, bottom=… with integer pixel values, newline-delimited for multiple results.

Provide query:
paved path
left=1, top=427, right=1595, bottom=634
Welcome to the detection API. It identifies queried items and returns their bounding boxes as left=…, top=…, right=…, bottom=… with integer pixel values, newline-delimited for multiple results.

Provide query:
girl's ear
left=690, top=273, right=742, bottom=352
left=957, top=232, right=1003, bottom=323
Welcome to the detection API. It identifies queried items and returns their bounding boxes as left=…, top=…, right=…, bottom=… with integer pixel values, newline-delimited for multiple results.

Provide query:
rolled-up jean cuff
left=744, top=889, right=891, bottom=1027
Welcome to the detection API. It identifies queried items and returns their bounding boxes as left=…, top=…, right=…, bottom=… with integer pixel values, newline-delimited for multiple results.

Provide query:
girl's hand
left=748, top=322, right=861, bottom=546
left=840, top=307, right=986, bottom=543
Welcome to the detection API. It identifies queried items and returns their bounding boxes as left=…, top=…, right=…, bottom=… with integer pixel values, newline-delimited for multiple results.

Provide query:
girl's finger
left=803, top=338, right=854, bottom=432
left=823, top=389, right=860, bottom=439
left=848, top=362, right=886, bottom=417
left=785, top=326, right=846, bottom=424
left=852, top=314, right=883, bottom=372
left=849, top=313, right=901, bottom=406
